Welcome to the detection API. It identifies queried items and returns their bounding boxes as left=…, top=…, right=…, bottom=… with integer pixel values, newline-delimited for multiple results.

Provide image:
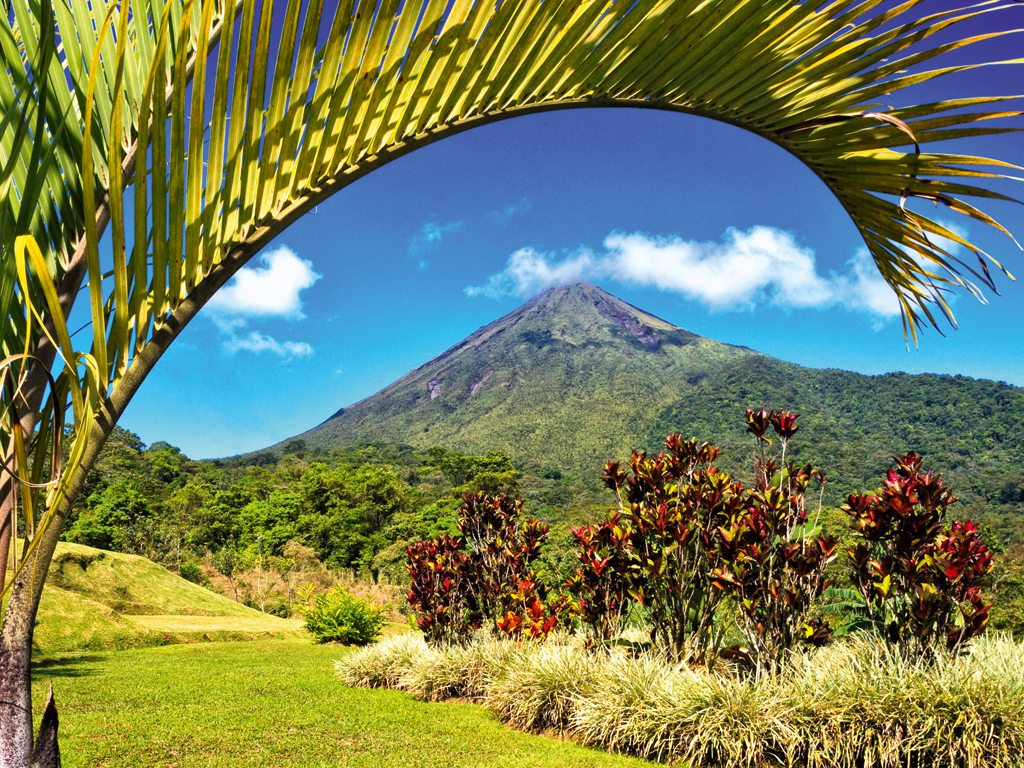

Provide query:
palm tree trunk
left=0, top=578, right=34, bottom=768
left=0, top=487, right=12, bottom=588
left=0, top=513, right=65, bottom=768
left=0, top=413, right=97, bottom=767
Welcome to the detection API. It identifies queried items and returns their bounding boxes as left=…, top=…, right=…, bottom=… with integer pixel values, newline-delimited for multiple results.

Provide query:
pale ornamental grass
left=338, top=632, right=1024, bottom=767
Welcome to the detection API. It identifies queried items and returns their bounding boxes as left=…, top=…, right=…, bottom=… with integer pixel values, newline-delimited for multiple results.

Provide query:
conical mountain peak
left=419, top=281, right=701, bottom=368
left=287, top=285, right=757, bottom=472
left=509, top=282, right=688, bottom=352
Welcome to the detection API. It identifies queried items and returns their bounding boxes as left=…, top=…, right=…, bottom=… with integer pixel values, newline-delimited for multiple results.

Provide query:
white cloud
left=211, top=316, right=248, bottom=334
left=465, top=247, right=598, bottom=299
left=204, top=245, right=320, bottom=357
left=223, top=331, right=314, bottom=358
left=465, top=224, right=971, bottom=325
left=207, top=245, right=321, bottom=319
left=601, top=228, right=837, bottom=311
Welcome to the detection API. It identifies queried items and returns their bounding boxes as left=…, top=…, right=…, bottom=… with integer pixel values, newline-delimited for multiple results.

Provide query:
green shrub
left=300, top=588, right=386, bottom=645
left=178, top=562, right=206, bottom=585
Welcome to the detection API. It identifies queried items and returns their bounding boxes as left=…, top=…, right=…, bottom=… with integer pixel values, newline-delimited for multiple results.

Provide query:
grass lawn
left=33, top=637, right=652, bottom=768
left=125, top=614, right=306, bottom=634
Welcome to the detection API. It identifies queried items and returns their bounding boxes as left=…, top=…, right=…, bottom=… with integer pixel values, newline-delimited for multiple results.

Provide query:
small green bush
left=301, top=588, right=386, bottom=645
left=178, top=562, right=206, bottom=585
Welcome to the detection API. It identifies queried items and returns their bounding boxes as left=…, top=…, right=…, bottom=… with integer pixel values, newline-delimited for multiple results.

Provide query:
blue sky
left=122, top=3, right=1024, bottom=459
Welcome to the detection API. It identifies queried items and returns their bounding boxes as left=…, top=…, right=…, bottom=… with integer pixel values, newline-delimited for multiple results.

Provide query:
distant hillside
left=650, top=357, right=1024, bottom=521
left=276, top=283, right=1024, bottom=522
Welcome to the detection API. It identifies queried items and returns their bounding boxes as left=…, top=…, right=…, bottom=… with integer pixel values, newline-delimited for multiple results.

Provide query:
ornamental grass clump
left=779, top=634, right=1024, bottom=768
left=340, top=632, right=1024, bottom=768
left=486, top=635, right=600, bottom=732
left=400, top=634, right=523, bottom=701
left=336, top=632, right=426, bottom=689
left=570, top=651, right=793, bottom=766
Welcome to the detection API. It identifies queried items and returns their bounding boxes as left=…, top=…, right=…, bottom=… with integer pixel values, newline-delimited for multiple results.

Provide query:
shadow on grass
left=31, top=654, right=108, bottom=680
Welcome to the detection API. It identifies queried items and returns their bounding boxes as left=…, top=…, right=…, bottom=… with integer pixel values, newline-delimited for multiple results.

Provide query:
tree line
left=58, top=422, right=1024, bottom=636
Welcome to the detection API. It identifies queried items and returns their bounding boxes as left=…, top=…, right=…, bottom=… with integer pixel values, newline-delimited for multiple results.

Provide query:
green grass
left=33, top=637, right=651, bottom=768
left=32, top=543, right=303, bottom=653
left=47, top=543, right=261, bottom=616
left=125, top=615, right=304, bottom=633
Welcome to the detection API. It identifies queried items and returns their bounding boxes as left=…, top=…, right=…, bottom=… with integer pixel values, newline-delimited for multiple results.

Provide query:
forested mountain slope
left=279, top=284, right=1023, bottom=520
left=652, top=358, right=1024, bottom=519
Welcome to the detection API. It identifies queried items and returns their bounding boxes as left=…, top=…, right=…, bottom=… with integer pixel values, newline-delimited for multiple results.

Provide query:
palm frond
left=1, top=0, right=1021, bottom=598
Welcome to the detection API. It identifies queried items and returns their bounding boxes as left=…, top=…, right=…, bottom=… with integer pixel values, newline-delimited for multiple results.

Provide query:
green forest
left=61, top=410, right=1024, bottom=635
left=62, top=429, right=579, bottom=598
left=652, top=360, right=1024, bottom=538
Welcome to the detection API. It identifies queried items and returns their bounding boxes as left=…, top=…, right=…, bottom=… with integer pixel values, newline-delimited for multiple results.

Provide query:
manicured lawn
left=33, top=638, right=651, bottom=768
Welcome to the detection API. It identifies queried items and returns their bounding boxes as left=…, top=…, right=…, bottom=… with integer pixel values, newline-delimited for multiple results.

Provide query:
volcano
left=283, top=283, right=759, bottom=470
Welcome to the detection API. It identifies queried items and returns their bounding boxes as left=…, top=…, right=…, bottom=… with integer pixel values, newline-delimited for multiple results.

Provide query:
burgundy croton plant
left=406, top=492, right=569, bottom=644
left=407, top=411, right=994, bottom=667
left=565, top=511, right=638, bottom=648
left=710, top=409, right=839, bottom=666
left=844, top=451, right=993, bottom=655
left=567, top=412, right=838, bottom=668
left=593, top=437, right=733, bottom=663
left=406, top=534, right=472, bottom=646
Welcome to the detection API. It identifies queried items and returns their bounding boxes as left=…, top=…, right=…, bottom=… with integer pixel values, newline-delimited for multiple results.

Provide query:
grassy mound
left=32, top=543, right=304, bottom=653
left=47, top=543, right=261, bottom=616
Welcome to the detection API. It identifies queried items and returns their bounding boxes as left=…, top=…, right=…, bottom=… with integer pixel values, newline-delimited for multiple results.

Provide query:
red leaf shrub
left=565, top=512, right=639, bottom=648
left=407, top=492, right=569, bottom=645
left=406, top=534, right=475, bottom=645
left=596, top=437, right=736, bottom=663
left=844, top=451, right=994, bottom=655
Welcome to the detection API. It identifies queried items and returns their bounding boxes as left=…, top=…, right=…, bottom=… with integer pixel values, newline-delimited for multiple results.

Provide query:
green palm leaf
left=0, top=0, right=1020, bottom=672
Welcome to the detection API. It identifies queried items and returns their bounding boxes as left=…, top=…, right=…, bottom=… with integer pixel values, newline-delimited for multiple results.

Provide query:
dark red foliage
left=844, top=452, right=994, bottom=655
left=405, top=534, right=476, bottom=646
left=768, top=410, right=800, bottom=440
left=586, top=416, right=839, bottom=668
left=407, top=492, right=569, bottom=645
left=565, top=512, right=639, bottom=647
left=745, top=408, right=772, bottom=441
left=709, top=414, right=839, bottom=669
left=597, top=437, right=737, bottom=663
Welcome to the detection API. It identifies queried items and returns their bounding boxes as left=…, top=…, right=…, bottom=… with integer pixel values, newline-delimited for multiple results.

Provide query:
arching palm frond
left=5, top=0, right=1023, bottom=623
left=0, top=4, right=1020, bottom=758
